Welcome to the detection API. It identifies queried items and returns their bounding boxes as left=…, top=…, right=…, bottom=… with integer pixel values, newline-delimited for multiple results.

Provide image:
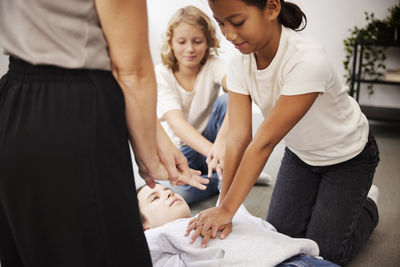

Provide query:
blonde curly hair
left=160, top=6, right=220, bottom=72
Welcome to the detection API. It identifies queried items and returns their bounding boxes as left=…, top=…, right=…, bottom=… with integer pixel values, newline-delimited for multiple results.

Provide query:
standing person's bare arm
left=95, top=0, right=208, bottom=189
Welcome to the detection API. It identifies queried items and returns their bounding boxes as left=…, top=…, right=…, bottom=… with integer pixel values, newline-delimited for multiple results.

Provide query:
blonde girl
left=156, top=6, right=229, bottom=204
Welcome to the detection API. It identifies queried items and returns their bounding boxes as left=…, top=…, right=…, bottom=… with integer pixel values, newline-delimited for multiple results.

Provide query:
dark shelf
left=357, top=42, right=400, bottom=47
left=349, top=43, right=400, bottom=121
left=355, top=79, right=400, bottom=86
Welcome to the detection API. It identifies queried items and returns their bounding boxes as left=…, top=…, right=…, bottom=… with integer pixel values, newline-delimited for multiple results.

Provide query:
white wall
left=146, top=0, right=400, bottom=108
left=289, top=0, right=400, bottom=108
left=1, top=0, right=399, bottom=107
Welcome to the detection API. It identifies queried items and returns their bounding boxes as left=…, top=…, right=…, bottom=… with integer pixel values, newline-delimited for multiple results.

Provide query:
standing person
left=186, top=0, right=380, bottom=265
left=0, top=0, right=208, bottom=266
left=156, top=6, right=230, bottom=204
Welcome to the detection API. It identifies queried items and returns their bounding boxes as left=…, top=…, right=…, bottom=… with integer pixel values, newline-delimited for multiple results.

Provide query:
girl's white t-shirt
left=156, top=56, right=226, bottom=147
left=227, top=26, right=369, bottom=166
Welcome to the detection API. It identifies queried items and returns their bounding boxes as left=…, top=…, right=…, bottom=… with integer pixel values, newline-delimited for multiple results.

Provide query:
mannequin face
left=170, top=22, right=208, bottom=71
left=138, top=184, right=191, bottom=229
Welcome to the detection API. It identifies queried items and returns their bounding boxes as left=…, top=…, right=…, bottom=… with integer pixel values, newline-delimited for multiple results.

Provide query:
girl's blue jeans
left=158, top=94, right=227, bottom=204
left=277, top=255, right=340, bottom=267
left=267, top=130, right=379, bottom=266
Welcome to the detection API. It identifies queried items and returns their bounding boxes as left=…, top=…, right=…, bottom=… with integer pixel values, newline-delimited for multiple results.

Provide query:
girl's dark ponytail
left=278, top=1, right=307, bottom=31
left=237, top=0, right=307, bottom=31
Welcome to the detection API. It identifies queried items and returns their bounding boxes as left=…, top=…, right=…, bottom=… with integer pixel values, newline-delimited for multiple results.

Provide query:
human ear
left=265, top=0, right=281, bottom=20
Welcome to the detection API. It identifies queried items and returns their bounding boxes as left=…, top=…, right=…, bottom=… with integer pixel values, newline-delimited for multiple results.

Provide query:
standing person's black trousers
left=0, top=57, right=152, bottom=267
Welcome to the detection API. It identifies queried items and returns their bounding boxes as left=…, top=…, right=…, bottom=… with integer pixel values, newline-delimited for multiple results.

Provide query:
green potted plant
left=343, top=2, right=399, bottom=95
left=343, top=12, right=390, bottom=95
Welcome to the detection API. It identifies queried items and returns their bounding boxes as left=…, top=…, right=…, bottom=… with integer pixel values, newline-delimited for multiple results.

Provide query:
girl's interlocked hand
left=185, top=206, right=233, bottom=248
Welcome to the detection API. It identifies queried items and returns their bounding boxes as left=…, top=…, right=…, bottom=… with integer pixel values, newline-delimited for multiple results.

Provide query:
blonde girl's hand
left=206, top=139, right=226, bottom=179
left=185, top=206, right=233, bottom=247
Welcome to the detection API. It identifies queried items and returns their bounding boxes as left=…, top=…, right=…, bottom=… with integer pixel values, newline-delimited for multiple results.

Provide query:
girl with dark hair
left=186, top=0, right=380, bottom=265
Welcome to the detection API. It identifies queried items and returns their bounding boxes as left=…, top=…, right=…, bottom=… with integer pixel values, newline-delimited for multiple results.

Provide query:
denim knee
left=277, top=255, right=340, bottom=267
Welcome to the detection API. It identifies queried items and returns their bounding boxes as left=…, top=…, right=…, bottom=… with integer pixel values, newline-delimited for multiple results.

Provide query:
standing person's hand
left=134, top=156, right=168, bottom=189
left=135, top=147, right=208, bottom=190
left=156, top=121, right=209, bottom=190
left=185, top=206, right=233, bottom=247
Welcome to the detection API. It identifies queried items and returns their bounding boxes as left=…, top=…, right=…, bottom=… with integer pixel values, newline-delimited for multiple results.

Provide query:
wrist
left=220, top=202, right=235, bottom=218
left=203, top=142, right=213, bottom=157
left=138, top=152, right=160, bottom=171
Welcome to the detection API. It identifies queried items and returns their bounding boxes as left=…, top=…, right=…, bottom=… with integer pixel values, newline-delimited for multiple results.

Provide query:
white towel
left=145, top=206, right=319, bottom=267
